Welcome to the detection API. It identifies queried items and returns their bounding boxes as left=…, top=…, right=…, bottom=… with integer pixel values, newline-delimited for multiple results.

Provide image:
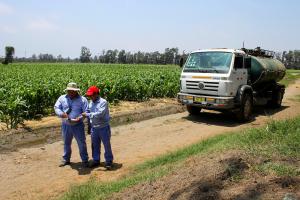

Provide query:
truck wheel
left=187, top=105, right=201, bottom=115
left=268, top=88, right=284, bottom=108
left=236, top=93, right=253, bottom=122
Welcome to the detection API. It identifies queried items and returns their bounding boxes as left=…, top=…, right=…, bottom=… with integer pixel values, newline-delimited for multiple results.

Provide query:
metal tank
left=249, top=56, right=286, bottom=87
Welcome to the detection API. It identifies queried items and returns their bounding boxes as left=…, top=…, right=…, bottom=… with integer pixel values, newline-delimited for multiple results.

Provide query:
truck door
left=231, top=54, right=248, bottom=95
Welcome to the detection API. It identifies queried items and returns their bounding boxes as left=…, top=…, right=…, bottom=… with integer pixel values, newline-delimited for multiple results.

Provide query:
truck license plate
left=194, top=97, right=205, bottom=103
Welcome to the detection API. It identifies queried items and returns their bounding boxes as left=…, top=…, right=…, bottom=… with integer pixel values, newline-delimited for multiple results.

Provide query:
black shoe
left=105, top=162, right=113, bottom=170
left=59, top=160, right=70, bottom=167
left=89, top=161, right=100, bottom=168
left=82, top=161, right=89, bottom=168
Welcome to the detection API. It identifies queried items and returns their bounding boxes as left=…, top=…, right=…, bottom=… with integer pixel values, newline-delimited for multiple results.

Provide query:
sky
left=0, top=0, right=299, bottom=58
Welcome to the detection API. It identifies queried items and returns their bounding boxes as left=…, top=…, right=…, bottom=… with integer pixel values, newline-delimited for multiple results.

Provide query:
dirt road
left=1, top=81, right=300, bottom=200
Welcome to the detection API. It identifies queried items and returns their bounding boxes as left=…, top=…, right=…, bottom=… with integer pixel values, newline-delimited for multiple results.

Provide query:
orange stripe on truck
left=191, top=76, right=212, bottom=79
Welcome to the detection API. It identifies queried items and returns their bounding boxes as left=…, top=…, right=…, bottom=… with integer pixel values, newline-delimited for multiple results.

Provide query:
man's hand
left=61, top=113, right=68, bottom=118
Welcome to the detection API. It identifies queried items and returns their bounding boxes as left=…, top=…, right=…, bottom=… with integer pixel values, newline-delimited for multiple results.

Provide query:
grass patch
left=60, top=116, right=300, bottom=200
left=256, top=162, right=300, bottom=176
left=280, top=69, right=300, bottom=86
left=231, top=119, right=300, bottom=159
left=135, top=134, right=228, bottom=172
left=62, top=168, right=169, bottom=200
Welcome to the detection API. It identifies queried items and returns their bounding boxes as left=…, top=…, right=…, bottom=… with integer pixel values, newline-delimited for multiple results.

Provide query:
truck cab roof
left=191, top=48, right=245, bottom=54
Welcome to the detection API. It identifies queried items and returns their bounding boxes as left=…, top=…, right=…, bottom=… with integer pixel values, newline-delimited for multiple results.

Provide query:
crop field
left=0, top=63, right=181, bottom=128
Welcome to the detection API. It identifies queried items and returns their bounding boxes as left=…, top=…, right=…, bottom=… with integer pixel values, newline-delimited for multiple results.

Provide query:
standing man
left=54, top=82, right=89, bottom=167
left=82, top=86, right=114, bottom=169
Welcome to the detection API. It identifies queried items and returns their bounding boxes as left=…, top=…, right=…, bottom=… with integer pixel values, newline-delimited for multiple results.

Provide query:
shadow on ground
left=70, top=162, right=93, bottom=175
left=183, top=105, right=289, bottom=127
left=70, top=162, right=123, bottom=175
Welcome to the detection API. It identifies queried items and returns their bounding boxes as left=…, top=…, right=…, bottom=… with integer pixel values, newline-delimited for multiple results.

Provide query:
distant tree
left=135, top=51, right=144, bottom=64
left=282, top=51, right=287, bottom=63
left=31, top=54, right=37, bottom=62
left=126, top=51, right=134, bottom=64
left=93, top=55, right=98, bottom=63
left=112, top=49, right=118, bottom=63
left=164, top=47, right=178, bottom=64
left=275, top=52, right=282, bottom=61
left=80, top=46, right=91, bottom=63
left=281, top=50, right=300, bottom=69
left=118, top=49, right=126, bottom=63
left=294, top=50, right=300, bottom=63
left=38, top=53, right=55, bottom=62
left=152, top=51, right=161, bottom=64
left=2, top=46, right=15, bottom=64
left=57, top=54, right=63, bottom=62
left=104, top=50, right=113, bottom=63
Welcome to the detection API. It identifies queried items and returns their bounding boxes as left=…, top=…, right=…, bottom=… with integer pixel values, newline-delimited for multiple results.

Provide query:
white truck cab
left=177, top=48, right=285, bottom=121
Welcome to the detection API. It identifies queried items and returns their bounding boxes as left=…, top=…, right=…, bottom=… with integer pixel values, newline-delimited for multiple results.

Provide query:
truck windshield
left=183, top=52, right=232, bottom=73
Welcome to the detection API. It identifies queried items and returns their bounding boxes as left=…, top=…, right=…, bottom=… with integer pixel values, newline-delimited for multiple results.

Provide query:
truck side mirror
left=234, top=55, right=244, bottom=69
left=179, top=57, right=184, bottom=68
left=244, top=57, right=251, bottom=69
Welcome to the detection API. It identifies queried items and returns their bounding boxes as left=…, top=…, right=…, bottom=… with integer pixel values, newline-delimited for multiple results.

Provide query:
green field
left=0, top=63, right=181, bottom=128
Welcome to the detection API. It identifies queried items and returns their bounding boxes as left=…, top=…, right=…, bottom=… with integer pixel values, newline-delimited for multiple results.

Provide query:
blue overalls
left=87, top=97, right=113, bottom=164
left=54, top=95, right=89, bottom=162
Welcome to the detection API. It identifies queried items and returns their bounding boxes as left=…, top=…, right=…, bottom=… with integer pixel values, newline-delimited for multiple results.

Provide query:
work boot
left=59, top=160, right=70, bottom=167
left=105, top=162, right=113, bottom=170
left=82, top=161, right=89, bottom=168
left=89, top=160, right=100, bottom=168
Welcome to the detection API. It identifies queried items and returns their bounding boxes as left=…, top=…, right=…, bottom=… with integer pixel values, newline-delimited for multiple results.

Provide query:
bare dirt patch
left=111, top=151, right=300, bottom=200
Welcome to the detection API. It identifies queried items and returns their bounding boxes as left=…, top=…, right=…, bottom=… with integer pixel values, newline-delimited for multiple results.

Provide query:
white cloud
left=27, top=18, right=59, bottom=31
left=0, top=2, right=13, bottom=15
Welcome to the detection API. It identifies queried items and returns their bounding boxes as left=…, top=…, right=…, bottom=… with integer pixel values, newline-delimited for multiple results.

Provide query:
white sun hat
left=64, top=82, right=80, bottom=91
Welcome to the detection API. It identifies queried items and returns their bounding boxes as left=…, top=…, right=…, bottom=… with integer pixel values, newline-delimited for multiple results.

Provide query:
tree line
left=1, top=46, right=300, bottom=68
left=279, top=50, right=300, bottom=69
left=1, top=46, right=186, bottom=65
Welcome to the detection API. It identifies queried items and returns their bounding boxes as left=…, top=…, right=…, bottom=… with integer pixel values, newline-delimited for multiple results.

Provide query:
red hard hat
left=86, top=86, right=100, bottom=96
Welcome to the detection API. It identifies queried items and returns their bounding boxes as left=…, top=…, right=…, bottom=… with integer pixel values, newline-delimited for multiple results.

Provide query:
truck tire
left=187, top=105, right=201, bottom=115
left=268, top=88, right=284, bottom=108
left=236, top=93, right=253, bottom=122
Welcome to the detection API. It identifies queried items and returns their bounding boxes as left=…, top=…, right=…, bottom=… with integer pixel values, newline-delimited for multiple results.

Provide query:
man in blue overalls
left=82, top=86, right=114, bottom=169
left=54, top=82, right=89, bottom=167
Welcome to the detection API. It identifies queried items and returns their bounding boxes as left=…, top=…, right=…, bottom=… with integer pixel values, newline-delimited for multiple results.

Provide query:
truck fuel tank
left=250, top=56, right=286, bottom=86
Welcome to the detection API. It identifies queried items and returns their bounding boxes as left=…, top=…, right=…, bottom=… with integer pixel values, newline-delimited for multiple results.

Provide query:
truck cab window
left=183, top=52, right=233, bottom=74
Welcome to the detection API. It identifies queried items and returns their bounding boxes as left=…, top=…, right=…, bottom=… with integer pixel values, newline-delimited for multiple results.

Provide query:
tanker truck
left=177, top=47, right=286, bottom=121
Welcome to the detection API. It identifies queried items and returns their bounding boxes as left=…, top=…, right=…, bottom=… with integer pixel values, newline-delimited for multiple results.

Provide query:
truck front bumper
left=177, top=92, right=235, bottom=110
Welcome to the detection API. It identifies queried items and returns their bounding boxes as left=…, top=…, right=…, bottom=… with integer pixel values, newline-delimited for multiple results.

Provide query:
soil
left=1, top=81, right=300, bottom=200
left=111, top=150, right=300, bottom=200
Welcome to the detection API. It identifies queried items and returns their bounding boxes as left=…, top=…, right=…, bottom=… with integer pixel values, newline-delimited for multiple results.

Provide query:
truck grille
left=186, top=80, right=219, bottom=92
